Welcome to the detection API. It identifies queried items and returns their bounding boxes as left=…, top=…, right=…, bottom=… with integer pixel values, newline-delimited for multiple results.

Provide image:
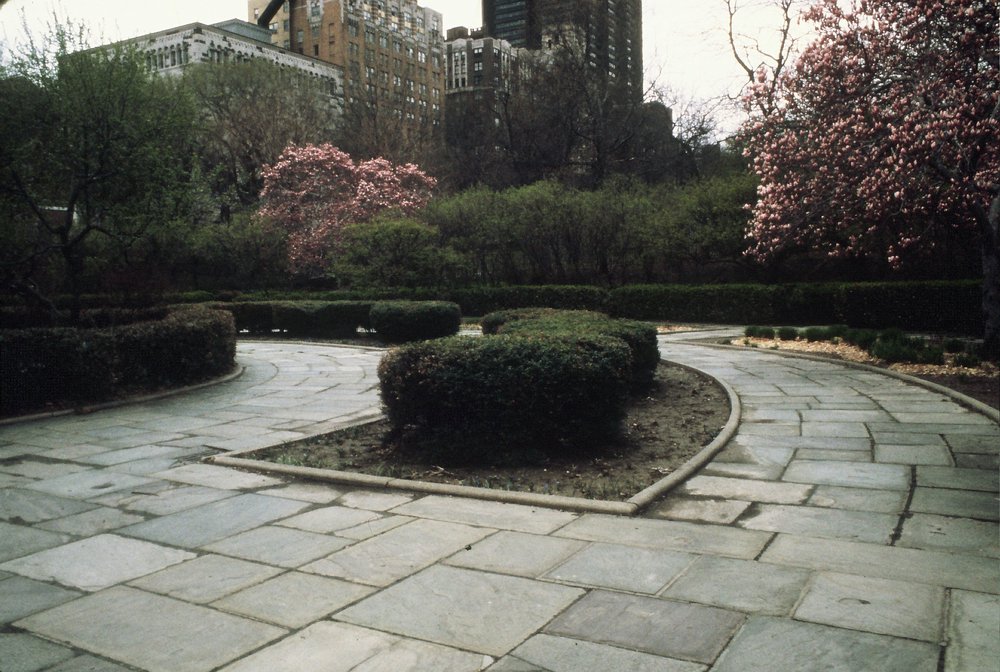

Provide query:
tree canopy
left=740, top=0, right=999, bottom=353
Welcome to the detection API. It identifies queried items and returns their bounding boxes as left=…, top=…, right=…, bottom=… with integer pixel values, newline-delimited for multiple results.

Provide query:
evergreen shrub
left=369, top=301, right=461, bottom=343
left=1, top=306, right=235, bottom=417
left=378, top=334, right=632, bottom=463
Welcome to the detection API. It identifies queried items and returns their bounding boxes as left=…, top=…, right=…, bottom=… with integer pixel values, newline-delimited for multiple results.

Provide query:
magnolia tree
left=740, top=0, right=999, bottom=356
left=258, top=144, right=437, bottom=277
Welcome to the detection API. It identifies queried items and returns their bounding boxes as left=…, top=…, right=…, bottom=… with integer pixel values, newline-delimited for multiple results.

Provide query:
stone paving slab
left=45, top=654, right=133, bottom=672
left=338, top=565, right=584, bottom=657
left=898, top=513, right=1000, bottom=557
left=554, top=514, right=772, bottom=558
left=916, top=466, right=999, bottom=492
left=130, top=553, right=283, bottom=603
left=0, top=576, right=81, bottom=624
left=711, top=616, right=939, bottom=672
left=35, top=506, right=145, bottom=536
left=806, top=485, right=907, bottom=513
left=120, top=493, right=310, bottom=548
left=444, top=530, right=586, bottom=578
left=220, top=620, right=490, bottom=672
left=677, top=475, right=813, bottom=504
left=782, top=460, right=910, bottom=491
left=793, top=572, right=945, bottom=641
left=0, top=521, right=73, bottom=563
left=391, top=495, right=578, bottom=535
left=660, top=555, right=810, bottom=616
left=16, top=586, right=286, bottom=672
left=910, top=487, right=999, bottom=520
left=545, top=590, right=744, bottom=664
left=946, top=590, right=1000, bottom=672
left=0, top=489, right=95, bottom=523
left=761, top=534, right=1000, bottom=593
left=737, top=503, right=897, bottom=543
left=23, top=470, right=156, bottom=500
left=502, top=634, right=706, bottom=672
left=212, top=571, right=375, bottom=628
left=543, top=542, right=696, bottom=594
left=203, top=525, right=352, bottom=567
left=0, top=534, right=194, bottom=592
left=0, top=633, right=76, bottom=672
left=302, top=518, right=494, bottom=586
left=150, top=463, right=285, bottom=490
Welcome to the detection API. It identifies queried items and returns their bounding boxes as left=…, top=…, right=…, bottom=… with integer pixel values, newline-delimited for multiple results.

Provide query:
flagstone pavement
left=1, top=333, right=997, bottom=672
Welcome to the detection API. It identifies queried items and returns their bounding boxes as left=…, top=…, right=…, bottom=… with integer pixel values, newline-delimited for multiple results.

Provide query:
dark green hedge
left=213, top=301, right=373, bottom=337
left=1, top=306, right=235, bottom=417
left=378, top=334, right=632, bottom=464
left=369, top=301, right=461, bottom=343
left=487, top=309, right=659, bottom=388
left=448, top=285, right=609, bottom=316
left=609, top=280, right=982, bottom=334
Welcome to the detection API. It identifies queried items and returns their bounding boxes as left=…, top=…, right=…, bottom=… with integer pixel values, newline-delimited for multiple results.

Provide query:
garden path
left=0, top=334, right=996, bottom=671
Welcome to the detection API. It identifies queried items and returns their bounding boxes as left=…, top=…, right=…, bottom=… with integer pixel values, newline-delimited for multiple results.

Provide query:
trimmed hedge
left=378, top=334, right=632, bottom=463
left=448, top=285, right=609, bottom=316
left=487, top=309, right=659, bottom=388
left=213, top=301, right=373, bottom=337
left=1, top=306, right=235, bottom=417
left=369, top=301, right=461, bottom=343
left=609, top=280, right=982, bottom=334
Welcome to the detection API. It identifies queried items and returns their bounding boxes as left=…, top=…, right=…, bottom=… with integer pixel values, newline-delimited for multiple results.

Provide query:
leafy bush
left=610, top=284, right=780, bottom=323
left=954, top=352, right=981, bottom=368
left=378, top=334, right=632, bottom=464
left=214, top=300, right=373, bottom=337
left=451, top=285, right=609, bottom=316
left=803, top=327, right=829, bottom=342
left=778, top=326, right=799, bottom=341
left=369, top=301, right=461, bottom=343
left=1, top=306, right=235, bottom=417
left=487, top=309, right=659, bottom=388
left=745, top=326, right=776, bottom=339
left=843, top=328, right=879, bottom=350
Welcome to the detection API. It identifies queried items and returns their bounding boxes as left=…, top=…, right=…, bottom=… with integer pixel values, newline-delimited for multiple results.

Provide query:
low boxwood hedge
left=1, top=306, right=235, bottom=417
left=369, top=301, right=461, bottom=343
left=378, top=333, right=632, bottom=464
left=486, top=309, right=659, bottom=388
left=213, top=300, right=373, bottom=337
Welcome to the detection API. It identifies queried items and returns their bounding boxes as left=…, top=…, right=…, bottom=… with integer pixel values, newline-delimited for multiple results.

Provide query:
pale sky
left=0, top=0, right=806, bottom=134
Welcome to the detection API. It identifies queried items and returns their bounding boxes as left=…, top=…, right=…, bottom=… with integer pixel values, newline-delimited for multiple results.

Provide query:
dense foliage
left=368, top=301, right=461, bottom=343
left=740, top=0, right=999, bottom=354
left=378, top=331, right=633, bottom=464
left=1, top=306, right=235, bottom=416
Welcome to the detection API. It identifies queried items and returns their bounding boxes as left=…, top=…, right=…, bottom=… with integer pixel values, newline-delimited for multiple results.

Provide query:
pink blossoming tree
left=258, top=143, right=437, bottom=277
left=740, top=0, right=999, bottom=356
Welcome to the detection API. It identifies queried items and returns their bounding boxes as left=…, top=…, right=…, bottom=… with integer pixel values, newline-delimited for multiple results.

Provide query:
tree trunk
left=978, top=192, right=1000, bottom=360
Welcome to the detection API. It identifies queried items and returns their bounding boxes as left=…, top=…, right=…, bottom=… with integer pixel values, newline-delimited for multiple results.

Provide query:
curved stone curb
left=691, top=340, right=999, bottom=423
left=0, top=365, right=246, bottom=427
left=207, top=354, right=742, bottom=517
left=627, top=359, right=742, bottom=513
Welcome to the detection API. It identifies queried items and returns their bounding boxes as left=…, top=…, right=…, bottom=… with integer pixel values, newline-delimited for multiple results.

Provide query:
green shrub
left=943, top=338, right=967, bottom=354
left=914, top=346, right=945, bottom=365
left=1, top=306, right=235, bottom=417
left=378, top=334, right=631, bottom=464
left=869, top=331, right=921, bottom=363
left=803, top=326, right=829, bottom=342
left=486, top=309, right=659, bottom=388
left=369, top=301, right=461, bottom=343
left=450, top=285, right=609, bottom=316
left=222, top=302, right=275, bottom=334
left=954, top=352, right=981, bottom=368
left=844, top=329, right=879, bottom=350
left=314, top=301, right=374, bottom=336
left=777, top=326, right=799, bottom=341
left=610, top=284, right=779, bottom=323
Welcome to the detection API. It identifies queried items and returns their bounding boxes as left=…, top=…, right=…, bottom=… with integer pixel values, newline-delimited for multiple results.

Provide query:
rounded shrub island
left=377, top=308, right=660, bottom=465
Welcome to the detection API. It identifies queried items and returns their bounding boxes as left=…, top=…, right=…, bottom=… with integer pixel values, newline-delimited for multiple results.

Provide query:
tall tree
left=258, top=143, right=437, bottom=279
left=740, top=0, right=999, bottom=355
left=183, top=59, right=339, bottom=213
left=0, top=22, right=195, bottom=316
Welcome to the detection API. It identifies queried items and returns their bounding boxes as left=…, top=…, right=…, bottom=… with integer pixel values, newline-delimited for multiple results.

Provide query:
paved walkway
left=0, top=336, right=997, bottom=671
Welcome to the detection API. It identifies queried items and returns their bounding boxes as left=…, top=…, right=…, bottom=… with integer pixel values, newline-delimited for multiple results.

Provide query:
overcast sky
left=0, top=0, right=806, bottom=133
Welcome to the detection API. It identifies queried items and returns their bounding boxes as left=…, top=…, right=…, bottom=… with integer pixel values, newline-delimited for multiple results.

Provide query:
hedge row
left=607, top=281, right=983, bottom=334
left=3, top=280, right=982, bottom=334
left=1, top=306, right=236, bottom=417
left=378, top=309, right=657, bottom=464
left=210, top=300, right=460, bottom=342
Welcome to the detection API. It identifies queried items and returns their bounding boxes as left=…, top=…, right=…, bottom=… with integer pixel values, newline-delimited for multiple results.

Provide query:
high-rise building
left=483, top=0, right=642, bottom=100
left=249, top=0, right=446, bottom=146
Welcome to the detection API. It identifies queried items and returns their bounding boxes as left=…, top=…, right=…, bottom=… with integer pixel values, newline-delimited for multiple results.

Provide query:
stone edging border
left=207, top=354, right=743, bottom=517
left=692, top=340, right=999, bottom=424
left=0, top=365, right=246, bottom=427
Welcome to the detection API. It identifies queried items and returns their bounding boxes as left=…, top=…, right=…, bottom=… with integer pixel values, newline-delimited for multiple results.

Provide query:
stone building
left=248, top=0, right=445, bottom=139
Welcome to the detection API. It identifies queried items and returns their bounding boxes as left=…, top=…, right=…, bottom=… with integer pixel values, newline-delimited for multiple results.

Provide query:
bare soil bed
left=252, top=361, right=730, bottom=500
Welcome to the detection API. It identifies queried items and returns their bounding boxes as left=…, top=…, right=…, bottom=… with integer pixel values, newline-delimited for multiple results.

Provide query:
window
left=348, top=19, right=359, bottom=37
left=296, top=29, right=304, bottom=45
left=349, top=43, right=359, bottom=56
left=417, top=49, right=426, bottom=63
left=313, top=45, right=319, bottom=56
left=269, top=22, right=278, bottom=32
